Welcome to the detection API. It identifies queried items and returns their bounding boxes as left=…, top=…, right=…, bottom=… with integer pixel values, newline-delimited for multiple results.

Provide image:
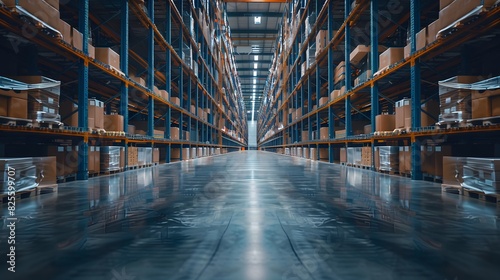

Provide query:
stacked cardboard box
left=463, top=158, right=500, bottom=194
left=334, top=61, right=346, bottom=84
left=127, top=147, right=138, bottom=168
left=95, top=47, right=120, bottom=70
left=88, top=146, right=101, bottom=174
left=471, top=89, right=500, bottom=119
left=395, top=98, right=411, bottom=129
left=442, top=156, right=466, bottom=186
left=301, top=131, right=309, bottom=142
left=379, top=48, right=404, bottom=72
left=377, top=146, right=399, bottom=172
left=361, top=147, right=372, bottom=166
left=170, top=127, right=180, bottom=140
left=0, top=89, right=28, bottom=119
left=375, top=114, right=395, bottom=132
left=104, top=114, right=124, bottom=131
left=100, top=146, right=121, bottom=172
left=439, top=76, right=481, bottom=122
left=404, top=28, right=427, bottom=58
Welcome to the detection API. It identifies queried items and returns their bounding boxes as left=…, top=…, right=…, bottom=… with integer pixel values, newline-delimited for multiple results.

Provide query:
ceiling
left=224, top=0, right=286, bottom=120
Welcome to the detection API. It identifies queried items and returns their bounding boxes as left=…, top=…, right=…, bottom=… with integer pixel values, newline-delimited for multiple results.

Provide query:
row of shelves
left=257, top=0, right=500, bottom=180
left=0, top=0, right=248, bottom=180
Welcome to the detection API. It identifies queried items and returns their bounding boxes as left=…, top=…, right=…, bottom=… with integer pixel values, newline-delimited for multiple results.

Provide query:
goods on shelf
left=347, top=147, right=362, bottom=165
left=375, top=146, right=399, bottom=172
left=471, top=89, right=500, bottom=119
left=170, top=127, right=180, bottom=140
left=103, top=114, right=123, bottom=131
left=128, top=147, right=138, bottom=168
left=375, top=114, right=395, bottom=132
left=438, top=76, right=481, bottom=122
left=0, top=157, right=56, bottom=194
left=395, top=98, right=411, bottom=129
left=95, top=47, right=120, bottom=70
left=442, top=156, right=467, bottom=185
left=137, top=148, right=153, bottom=166
left=378, top=47, right=404, bottom=72
left=404, top=28, right=427, bottom=58
left=334, top=61, right=346, bottom=84
left=350, top=45, right=386, bottom=66
left=4, top=0, right=60, bottom=30
left=463, top=158, right=500, bottom=194
left=315, top=30, right=328, bottom=54
left=398, top=146, right=411, bottom=174
left=100, top=146, right=123, bottom=172
left=361, top=147, right=372, bottom=166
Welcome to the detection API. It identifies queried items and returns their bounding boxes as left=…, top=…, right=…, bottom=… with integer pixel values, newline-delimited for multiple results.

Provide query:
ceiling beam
left=239, top=75, right=268, bottom=79
left=231, top=29, right=279, bottom=34
left=226, top=12, right=283, bottom=17
left=234, top=68, right=270, bottom=71
left=235, top=60, right=272, bottom=63
left=235, top=52, right=275, bottom=56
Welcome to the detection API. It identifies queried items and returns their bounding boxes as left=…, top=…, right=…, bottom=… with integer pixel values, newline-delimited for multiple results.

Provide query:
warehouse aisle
left=2, top=151, right=500, bottom=280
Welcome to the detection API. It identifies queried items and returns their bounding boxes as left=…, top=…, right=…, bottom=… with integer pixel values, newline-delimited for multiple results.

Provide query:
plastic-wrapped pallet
left=462, top=158, right=500, bottom=194
left=0, top=157, right=56, bottom=194
left=378, top=146, right=399, bottom=172
left=347, top=147, right=362, bottom=165
left=100, top=147, right=121, bottom=172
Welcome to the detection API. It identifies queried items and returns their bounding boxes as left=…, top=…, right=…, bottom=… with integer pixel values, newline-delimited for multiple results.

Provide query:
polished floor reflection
left=1, top=151, right=500, bottom=279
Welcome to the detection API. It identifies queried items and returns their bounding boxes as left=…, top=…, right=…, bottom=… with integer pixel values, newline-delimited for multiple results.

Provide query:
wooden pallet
left=423, top=174, right=443, bottom=183
left=88, top=172, right=100, bottom=178
left=436, top=120, right=468, bottom=129
left=127, top=165, right=139, bottom=170
left=104, top=131, right=126, bottom=137
left=0, top=116, right=33, bottom=127
left=467, top=116, right=500, bottom=127
left=462, top=188, right=500, bottom=204
left=57, top=174, right=77, bottom=183
left=399, top=172, right=411, bottom=178
left=441, top=184, right=463, bottom=194
left=36, top=184, right=58, bottom=195
left=100, top=169, right=122, bottom=175
left=1, top=189, right=37, bottom=204
left=378, top=169, right=399, bottom=175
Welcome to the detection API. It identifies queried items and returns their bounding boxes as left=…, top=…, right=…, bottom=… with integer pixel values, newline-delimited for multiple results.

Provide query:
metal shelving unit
left=258, top=0, right=500, bottom=180
left=0, top=0, right=247, bottom=180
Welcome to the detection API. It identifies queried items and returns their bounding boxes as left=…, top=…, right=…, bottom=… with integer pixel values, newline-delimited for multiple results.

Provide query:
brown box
left=88, top=44, right=95, bottom=59
left=301, top=131, right=308, bottom=141
left=340, top=148, right=347, bottom=163
left=379, top=47, right=404, bottom=71
left=104, top=114, right=124, bottom=131
left=153, top=148, right=160, bottom=163
left=440, top=0, right=454, bottom=9
left=95, top=47, right=120, bottom=70
left=472, top=97, right=491, bottom=119
left=88, top=117, right=95, bottom=129
left=8, top=97, right=28, bottom=119
left=434, top=145, right=453, bottom=178
left=295, top=107, right=302, bottom=119
left=319, top=148, right=329, bottom=160
left=59, top=20, right=72, bottom=43
left=88, top=146, right=95, bottom=173
left=350, top=45, right=370, bottom=65
left=364, top=124, right=372, bottom=134
left=439, top=0, right=497, bottom=29
left=427, top=19, right=444, bottom=44
left=190, top=105, right=196, bottom=114
left=130, top=75, right=146, bottom=87
left=442, top=156, right=467, bottom=185
left=128, top=125, right=136, bottom=135
left=89, top=99, right=104, bottom=129
left=171, top=97, right=181, bottom=106
left=375, top=114, right=395, bottom=131
left=159, top=90, right=169, bottom=100
left=72, top=28, right=83, bottom=50
left=4, top=0, right=60, bottom=28
left=421, top=99, right=440, bottom=126
left=0, top=96, right=8, bottom=116
left=0, top=89, right=28, bottom=99
left=170, top=127, right=180, bottom=140
left=320, top=127, right=329, bottom=139
left=171, top=148, right=181, bottom=159
left=319, top=97, right=328, bottom=107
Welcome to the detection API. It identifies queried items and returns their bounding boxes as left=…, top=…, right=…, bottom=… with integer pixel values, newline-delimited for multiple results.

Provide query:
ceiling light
left=254, top=63, right=258, bottom=69
left=253, top=85, right=256, bottom=89
left=253, top=79, right=257, bottom=84
left=254, top=55, right=259, bottom=61
left=254, top=17, right=261, bottom=24
left=253, top=71, right=257, bottom=76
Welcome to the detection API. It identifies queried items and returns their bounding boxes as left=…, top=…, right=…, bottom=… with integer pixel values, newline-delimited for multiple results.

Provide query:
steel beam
left=77, top=0, right=89, bottom=181
left=370, top=0, right=379, bottom=133
left=411, top=0, right=422, bottom=180
left=344, top=0, right=352, bottom=138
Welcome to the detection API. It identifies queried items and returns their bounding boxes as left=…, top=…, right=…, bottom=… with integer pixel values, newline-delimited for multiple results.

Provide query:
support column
left=147, top=0, right=155, bottom=137
left=328, top=0, right=335, bottom=142
left=370, top=0, right=379, bottom=133
left=165, top=2, right=171, bottom=142
left=77, top=0, right=89, bottom=181
left=344, top=0, right=352, bottom=137
left=410, top=0, right=422, bottom=180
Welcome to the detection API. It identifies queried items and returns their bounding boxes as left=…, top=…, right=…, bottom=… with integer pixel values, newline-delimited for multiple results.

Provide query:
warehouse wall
left=248, top=121, right=257, bottom=149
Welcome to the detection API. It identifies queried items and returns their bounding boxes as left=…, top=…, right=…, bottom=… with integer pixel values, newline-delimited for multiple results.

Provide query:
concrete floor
left=1, top=151, right=500, bottom=279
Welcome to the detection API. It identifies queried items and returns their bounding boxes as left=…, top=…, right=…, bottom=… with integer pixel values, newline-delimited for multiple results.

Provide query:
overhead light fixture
left=254, top=63, right=258, bottom=69
left=253, top=85, right=257, bottom=89
left=253, top=71, right=257, bottom=76
left=254, top=16, right=261, bottom=24
left=254, top=55, right=259, bottom=61
left=253, top=79, right=257, bottom=84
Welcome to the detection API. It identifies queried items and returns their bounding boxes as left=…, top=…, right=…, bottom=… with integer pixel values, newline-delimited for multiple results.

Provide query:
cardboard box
left=128, top=125, right=135, bottom=135
left=153, top=148, right=160, bottom=163
left=440, top=0, right=454, bottom=10
left=442, top=156, right=467, bottom=185
left=375, top=114, right=395, bottom=132
left=95, top=47, right=120, bottom=70
left=302, top=131, right=308, bottom=141
left=421, top=99, right=440, bottom=127
left=439, top=0, right=497, bottom=29
left=350, top=45, right=370, bottom=65
left=171, top=97, right=181, bottom=106
left=395, top=98, right=411, bottom=129
left=8, top=97, right=28, bottom=119
left=379, top=47, right=404, bottom=71
left=104, top=114, right=124, bottom=131
left=4, top=0, right=60, bottom=29
left=0, top=96, right=9, bottom=116
left=427, top=19, right=444, bottom=44
left=320, top=127, right=329, bottom=139
left=89, top=99, right=104, bottom=129
left=170, top=127, right=180, bottom=140
left=88, top=44, right=95, bottom=59
left=492, top=96, right=500, bottom=116
left=171, top=148, right=181, bottom=159
left=0, top=89, right=28, bottom=99
left=130, top=75, right=146, bottom=87
left=59, top=20, right=72, bottom=43
left=434, top=145, right=453, bottom=178
left=364, top=125, right=372, bottom=134
left=72, top=28, right=83, bottom=50
left=472, top=97, right=491, bottom=119
left=88, top=117, right=95, bottom=129
left=404, top=28, right=427, bottom=58
left=316, top=30, right=328, bottom=50
left=319, top=97, right=328, bottom=107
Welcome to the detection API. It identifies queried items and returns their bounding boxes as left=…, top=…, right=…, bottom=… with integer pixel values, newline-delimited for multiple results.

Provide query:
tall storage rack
left=258, top=0, right=500, bottom=180
left=0, top=0, right=247, bottom=181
